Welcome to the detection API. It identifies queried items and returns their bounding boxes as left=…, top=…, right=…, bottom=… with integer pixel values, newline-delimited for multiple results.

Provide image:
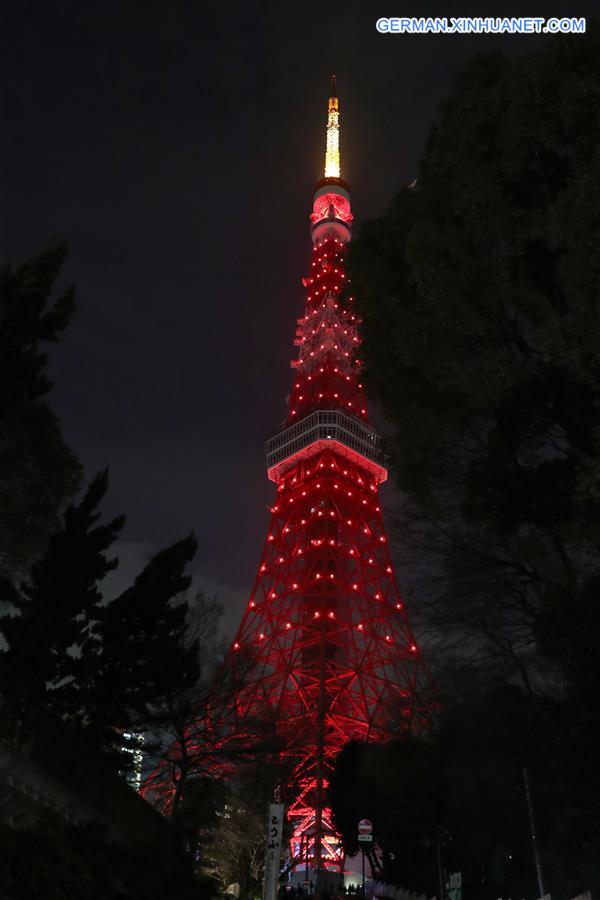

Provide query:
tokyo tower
left=226, top=78, right=427, bottom=881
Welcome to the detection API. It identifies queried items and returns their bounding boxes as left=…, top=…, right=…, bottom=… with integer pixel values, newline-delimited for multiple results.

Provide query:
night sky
left=2, top=0, right=597, bottom=635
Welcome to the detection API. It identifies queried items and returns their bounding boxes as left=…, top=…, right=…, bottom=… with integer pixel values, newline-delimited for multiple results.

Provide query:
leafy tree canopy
left=0, top=470, right=201, bottom=760
left=349, top=26, right=600, bottom=695
left=344, top=28, right=600, bottom=899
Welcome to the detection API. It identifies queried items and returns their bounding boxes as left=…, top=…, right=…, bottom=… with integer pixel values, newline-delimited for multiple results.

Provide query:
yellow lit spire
left=324, top=74, right=340, bottom=179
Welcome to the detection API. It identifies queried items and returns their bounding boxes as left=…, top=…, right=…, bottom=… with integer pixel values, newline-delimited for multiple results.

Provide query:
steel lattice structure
left=145, top=79, right=427, bottom=881
left=224, top=81, right=426, bottom=877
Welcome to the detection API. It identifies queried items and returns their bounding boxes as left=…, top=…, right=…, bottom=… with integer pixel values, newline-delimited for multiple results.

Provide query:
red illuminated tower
left=227, top=79, right=426, bottom=880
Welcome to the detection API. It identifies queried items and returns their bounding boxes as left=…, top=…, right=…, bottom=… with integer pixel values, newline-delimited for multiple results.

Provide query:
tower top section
left=324, top=75, right=341, bottom=179
left=311, top=77, right=354, bottom=244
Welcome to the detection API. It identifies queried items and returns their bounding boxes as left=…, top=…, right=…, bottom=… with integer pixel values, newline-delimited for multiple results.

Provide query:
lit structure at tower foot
left=226, top=79, right=427, bottom=879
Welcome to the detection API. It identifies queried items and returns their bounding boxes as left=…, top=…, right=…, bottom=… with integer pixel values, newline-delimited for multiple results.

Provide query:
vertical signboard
left=263, top=803, right=285, bottom=900
left=448, top=871, right=462, bottom=900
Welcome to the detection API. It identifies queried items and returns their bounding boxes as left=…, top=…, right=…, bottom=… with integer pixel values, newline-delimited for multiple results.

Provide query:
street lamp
left=357, top=820, right=373, bottom=899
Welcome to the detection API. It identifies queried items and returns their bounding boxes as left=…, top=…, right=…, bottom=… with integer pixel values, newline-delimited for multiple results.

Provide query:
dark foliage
left=0, top=813, right=213, bottom=900
left=344, top=25, right=600, bottom=898
left=0, top=245, right=214, bottom=891
left=0, top=241, right=82, bottom=575
left=0, top=469, right=200, bottom=760
left=93, top=531, right=200, bottom=740
left=349, top=26, right=600, bottom=694
left=0, top=470, right=124, bottom=720
left=330, top=680, right=600, bottom=899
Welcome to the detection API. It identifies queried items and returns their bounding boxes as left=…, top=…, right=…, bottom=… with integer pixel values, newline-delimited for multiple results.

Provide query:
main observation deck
left=266, top=409, right=388, bottom=484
